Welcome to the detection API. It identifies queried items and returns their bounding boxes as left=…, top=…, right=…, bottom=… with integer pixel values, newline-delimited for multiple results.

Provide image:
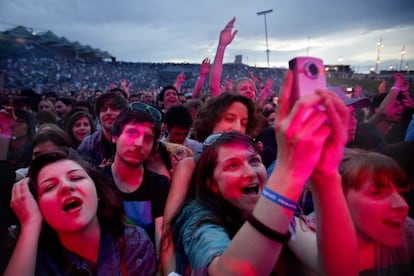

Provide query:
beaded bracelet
left=262, top=187, right=297, bottom=212
left=247, top=212, right=291, bottom=243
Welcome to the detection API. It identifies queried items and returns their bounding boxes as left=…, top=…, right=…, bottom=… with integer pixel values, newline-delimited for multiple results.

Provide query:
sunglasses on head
left=128, top=102, right=163, bottom=123
left=203, top=132, right=257, bottom=147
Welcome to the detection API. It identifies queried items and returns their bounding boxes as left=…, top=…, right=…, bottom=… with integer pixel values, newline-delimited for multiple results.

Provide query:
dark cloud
left=1, top=0, right=413, bottom=71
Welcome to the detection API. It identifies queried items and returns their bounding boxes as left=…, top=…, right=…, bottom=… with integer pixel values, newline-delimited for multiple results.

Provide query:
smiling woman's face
left=211, top=143, right=266, bottom=218
left=72, top=116, right=92, bottom=142
left=344, top=177, right=409, bottom=247
left=212, top=102, right=248, bottom=135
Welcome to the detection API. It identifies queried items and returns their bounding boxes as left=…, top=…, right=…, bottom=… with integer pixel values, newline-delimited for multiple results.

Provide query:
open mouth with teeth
left=63, top=198, right=83, bottom=212
left=242, top=185, right=259, bottom=195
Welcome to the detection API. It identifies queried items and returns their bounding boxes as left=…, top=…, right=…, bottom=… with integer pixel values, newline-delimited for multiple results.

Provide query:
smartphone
left=288, top=57, right=326, bottom=106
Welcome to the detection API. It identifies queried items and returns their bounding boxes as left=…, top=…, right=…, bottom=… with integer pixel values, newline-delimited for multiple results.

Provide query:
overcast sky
left=1, top=0, right=414, bottom=73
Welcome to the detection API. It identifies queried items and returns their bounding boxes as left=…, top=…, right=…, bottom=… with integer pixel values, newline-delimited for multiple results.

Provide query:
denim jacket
left=36, top=225, right=156, bottom=276
left=77, top=129, right=114, bottom=167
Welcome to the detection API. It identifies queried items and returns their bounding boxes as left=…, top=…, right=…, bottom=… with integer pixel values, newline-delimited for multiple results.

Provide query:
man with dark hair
left=108, top=87, right=128, bottom=100
left=77, top=93, right=128, bottom=167
left=54, top=97, right=74, bottom=129
left=161, top=105, right=200, bottom=154
left=103, top=106, right=170, bottom=255
left=157, top=85, right=179, bottom=112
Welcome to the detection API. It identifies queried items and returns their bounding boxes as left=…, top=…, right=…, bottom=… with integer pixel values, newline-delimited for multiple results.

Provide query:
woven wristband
left=247, top=213, right=291, bottom=243
left=262, top=187, right=297, bottom=212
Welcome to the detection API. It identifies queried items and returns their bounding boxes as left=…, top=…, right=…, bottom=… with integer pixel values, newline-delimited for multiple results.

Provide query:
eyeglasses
left=129, top=102, right=163, bottom=123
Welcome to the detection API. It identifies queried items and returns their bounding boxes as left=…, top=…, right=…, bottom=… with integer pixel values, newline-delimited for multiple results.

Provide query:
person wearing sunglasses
left=128, top=102, right=194, bottom=183
left=168, top=68, right=357, bottom=274
left=159, top=92, right=265, bottom=274
left=101, top=106, right=170, bottom=263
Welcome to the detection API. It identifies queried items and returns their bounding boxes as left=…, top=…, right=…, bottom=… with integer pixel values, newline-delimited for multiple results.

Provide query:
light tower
left=375, top=37, right=384, bottom=73
left=400, top=45, right=406, bottom=71
left=256, top=9, right=273, bottom=68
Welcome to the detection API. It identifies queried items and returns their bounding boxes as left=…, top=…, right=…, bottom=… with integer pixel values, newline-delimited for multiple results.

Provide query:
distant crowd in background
left=0, top=56, right=285, bottom=97
left=1, top=16, right=413, bottom=275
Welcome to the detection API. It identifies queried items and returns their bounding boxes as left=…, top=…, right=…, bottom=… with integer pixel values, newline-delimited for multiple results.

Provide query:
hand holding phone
left=288, top=56, right=326, bottom=106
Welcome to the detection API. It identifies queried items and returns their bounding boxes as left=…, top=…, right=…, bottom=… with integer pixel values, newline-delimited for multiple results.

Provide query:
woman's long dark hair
left=65, top=110, right=96, bottom=147
left=27, top=147, right=124, bottom=260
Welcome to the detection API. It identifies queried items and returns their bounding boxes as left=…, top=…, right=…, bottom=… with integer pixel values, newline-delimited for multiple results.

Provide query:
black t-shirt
left=102, top=166, right=170, bottom=243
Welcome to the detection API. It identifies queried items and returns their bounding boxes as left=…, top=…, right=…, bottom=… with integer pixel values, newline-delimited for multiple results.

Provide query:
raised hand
left=120, top=79, right=132, bottom=97
left=392, top=73, right=405, bottom=89
left=378, top=80, right=387, bottom=94
left=200, top=58, right=211, bottom=77
left=312, top=90, right=349, bottom=177
left=0, top=100, right=16, bottom=139
left=175, top=72, right=185, bottom=85
left=10, top=178, right=43, bottom=227
left=219, top=17, right=238, bottom=47
left=274, top=71, right=331, bottom=185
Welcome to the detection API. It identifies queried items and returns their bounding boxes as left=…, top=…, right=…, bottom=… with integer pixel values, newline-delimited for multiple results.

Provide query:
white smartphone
left=288, top=56, right=326, bottom=106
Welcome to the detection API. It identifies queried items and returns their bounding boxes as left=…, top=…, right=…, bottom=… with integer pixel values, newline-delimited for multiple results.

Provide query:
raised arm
left=209, top=17, right=238, bottom=97
left=173, top=72, right=185, bottom=93
left=257, top=78, right=274, bottom=108
left=120, top=79, right=132, bottom=99
left=192, top=58, right=211, bottom=99
left=160, top=157, right=196, bottom=275
left=0, top=104, right=14, bottom=160
left=289, top=90, right=358, bottom=275
left=207, top=70, right=335, bottom=275
left=4, top=178, right=43, bottom=276
left=368, top=73, right=404, bottom=126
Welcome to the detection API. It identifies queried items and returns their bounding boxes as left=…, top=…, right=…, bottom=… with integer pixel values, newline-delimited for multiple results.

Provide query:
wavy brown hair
left=193, top=92, right=263, bottom=142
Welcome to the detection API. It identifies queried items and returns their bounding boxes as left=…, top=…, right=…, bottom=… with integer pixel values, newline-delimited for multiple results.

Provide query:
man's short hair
left=95, top=93, right=128, bottom=115
left=164, top=105, right=192, bottom=129
left=111, top=108, right=160, bottom=142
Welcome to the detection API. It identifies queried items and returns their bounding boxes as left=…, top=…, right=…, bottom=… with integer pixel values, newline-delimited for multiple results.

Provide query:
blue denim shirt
left=77, top=129, right=114, bottom=167
left=36, top=225, right=156, bottom=275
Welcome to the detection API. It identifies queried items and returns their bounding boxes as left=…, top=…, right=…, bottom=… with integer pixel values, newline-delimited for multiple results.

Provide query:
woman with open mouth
left=169, top=70, right=359, bottom=275
left=338, top=149, right=412, bottom=274
left=5, top=147, right=157, bottom=275
left=66, top=110, right=95, bottom=148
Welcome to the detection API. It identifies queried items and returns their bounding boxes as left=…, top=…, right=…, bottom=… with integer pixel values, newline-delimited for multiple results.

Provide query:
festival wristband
left=262, top=187, right=297, bottom=212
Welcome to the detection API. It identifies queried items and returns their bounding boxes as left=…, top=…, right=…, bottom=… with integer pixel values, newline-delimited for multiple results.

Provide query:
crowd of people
left=0, top=56, right=284, bottom=98
left=1, top=17, right=413, bottom=275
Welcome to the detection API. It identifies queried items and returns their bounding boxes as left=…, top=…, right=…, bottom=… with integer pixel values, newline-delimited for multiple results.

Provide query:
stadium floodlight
left=400, top=46, right=406, bottom=71
left=256, top=9, right=273, bottom=68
